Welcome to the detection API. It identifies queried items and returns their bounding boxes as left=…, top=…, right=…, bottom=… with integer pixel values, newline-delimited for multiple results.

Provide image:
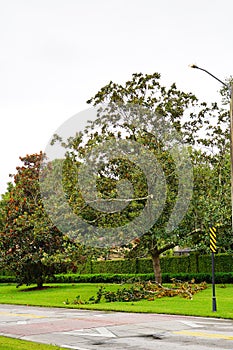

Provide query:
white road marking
left=64, top=326, right=116, bottom=338
left=95, top=327, right=116, bottom=337
left=61, top=346, right=90, bottom=350
left=180, top=321, right=203, bottom=328
left=93, top=314, right=105, bottom=317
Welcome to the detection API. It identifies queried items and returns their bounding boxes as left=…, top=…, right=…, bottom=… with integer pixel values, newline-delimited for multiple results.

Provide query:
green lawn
left=0, top=336, right=63, bottom=350
left=0, top=283, right=233, bottom=319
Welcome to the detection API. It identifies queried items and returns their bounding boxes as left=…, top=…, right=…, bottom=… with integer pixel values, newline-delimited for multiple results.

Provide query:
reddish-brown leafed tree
left=0, top=152, right=65, bottom=288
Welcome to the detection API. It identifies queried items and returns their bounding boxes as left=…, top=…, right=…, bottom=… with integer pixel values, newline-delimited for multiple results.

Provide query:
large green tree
left=0, top=153, right=67, bottom=287
left=46, top=72, right=232, bottom=283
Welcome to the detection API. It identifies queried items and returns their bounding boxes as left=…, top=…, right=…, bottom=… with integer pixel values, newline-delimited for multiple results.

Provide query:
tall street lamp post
left=190, top=64, right=233, bottom=233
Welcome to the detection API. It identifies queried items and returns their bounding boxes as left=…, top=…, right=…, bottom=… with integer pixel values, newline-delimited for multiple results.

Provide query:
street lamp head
left=189, top=64, right=199, bottom=69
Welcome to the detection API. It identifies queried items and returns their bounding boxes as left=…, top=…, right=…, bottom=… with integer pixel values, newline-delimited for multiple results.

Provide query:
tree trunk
left=36, top=275, right=43, bottom=289
left=151, top=253, right=162, bottom=284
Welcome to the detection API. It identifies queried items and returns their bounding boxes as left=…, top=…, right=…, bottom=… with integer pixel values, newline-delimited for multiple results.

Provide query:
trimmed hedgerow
left=1, top=272, right=233, bottom=284
left=46, top=272, right=233, bottom=284
left=1, top=253, right=233, bottom=284
left=0, top=275, right=16, bottom=283
left=75, top=253, right=233, bottom=275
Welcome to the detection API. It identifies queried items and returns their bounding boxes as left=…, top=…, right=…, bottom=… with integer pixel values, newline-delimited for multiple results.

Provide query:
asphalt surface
left=0, top=304, right=233, bottom=349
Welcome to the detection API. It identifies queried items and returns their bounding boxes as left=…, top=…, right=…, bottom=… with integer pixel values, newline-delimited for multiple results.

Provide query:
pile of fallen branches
left=64, top=279, right=207, bottom=305
left=99, top=279, right=207, bottom=302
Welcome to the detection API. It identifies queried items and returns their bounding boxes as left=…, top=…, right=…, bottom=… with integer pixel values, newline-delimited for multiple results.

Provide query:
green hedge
left=1, top=253, right=233, bottom=282
left=0, top=275, right=16, bottom=283
left=48, top=272, right=233, bottom=284
left=76, top=253, right=233, bottom=275
left=77, top=258, right=155, bottom=274
left=43, top=272, right=233, bottom=284
left=88, top=259, right=138, bottom=274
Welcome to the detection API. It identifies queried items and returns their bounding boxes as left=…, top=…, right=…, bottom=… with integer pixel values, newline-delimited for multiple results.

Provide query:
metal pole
left=190, top=65, right=233, bottom=233
left=211, top=251, right=217, bottom=312
left=230, top=84, right=233, bottom=232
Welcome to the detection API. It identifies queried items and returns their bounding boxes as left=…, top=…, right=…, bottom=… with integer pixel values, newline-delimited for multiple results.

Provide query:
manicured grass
left=0, top=283, right=233, bottom=319
left=0, top=336, right=63, bottom=350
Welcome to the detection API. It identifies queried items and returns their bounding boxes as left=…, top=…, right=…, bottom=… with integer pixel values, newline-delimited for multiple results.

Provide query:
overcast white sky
left=1, top=0, right=233, bottom=195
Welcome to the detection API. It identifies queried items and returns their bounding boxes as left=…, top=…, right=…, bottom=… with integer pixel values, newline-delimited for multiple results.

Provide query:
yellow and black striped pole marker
left=209, top=226, right=217, bottom=312
left=210, top=226, right=217, bottom=253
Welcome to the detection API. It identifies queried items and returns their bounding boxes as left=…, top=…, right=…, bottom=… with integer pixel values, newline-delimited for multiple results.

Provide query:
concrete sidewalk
left=0, top=304, right=233, bottom=349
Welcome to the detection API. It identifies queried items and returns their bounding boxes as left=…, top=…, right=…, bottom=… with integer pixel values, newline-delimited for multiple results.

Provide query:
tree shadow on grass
left=19, top=285, right=58, bottom=292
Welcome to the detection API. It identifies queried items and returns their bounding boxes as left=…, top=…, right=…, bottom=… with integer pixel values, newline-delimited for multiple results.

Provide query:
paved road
left=0, top=304, right=233, bottom=349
